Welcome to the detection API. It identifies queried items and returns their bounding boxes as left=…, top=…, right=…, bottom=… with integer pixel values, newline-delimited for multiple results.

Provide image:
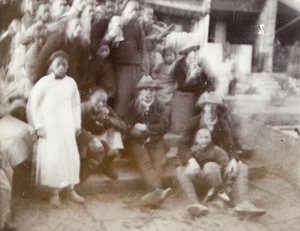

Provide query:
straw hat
left=178, top=44, right=200, bottom=56
left=195, top=91, right=225, bottom=108
left=136, top=75, right=162, bottom=90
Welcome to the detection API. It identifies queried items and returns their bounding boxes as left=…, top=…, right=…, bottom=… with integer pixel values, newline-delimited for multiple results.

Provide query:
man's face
left=36, top=4, right=50, bottom=23
left=139, top=88, right=155, bottom=104
left=105, top=1, right=115, bottom=18
left=186, top=50, right=197, bottom=64
left=164, top=51, right=175, bottom=65
left=142, top=7, right=153, bottom=23
left=52, top=0, right=67, bottom=18
left=73, top=0, right=87, bottom=12
left=97, top=45, right=109, bottom=59
left=52, top=57, right=68, bottom=79
left=91, top=92, right=108, bottom=111
left=203, top=103, right=218, bottom=119
left=195, top=129, right=211, bottom=148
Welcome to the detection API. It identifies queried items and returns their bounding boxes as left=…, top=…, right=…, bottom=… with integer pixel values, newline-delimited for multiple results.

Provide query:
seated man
left=78, top=88, right=127, bottom=181
left=177, top=128, right=231, bottom=216
left=123, top=75, right=172, bottom=207
left=0, top=113, right=36, bottom=231
left=178, top=92, right=265, bottom=216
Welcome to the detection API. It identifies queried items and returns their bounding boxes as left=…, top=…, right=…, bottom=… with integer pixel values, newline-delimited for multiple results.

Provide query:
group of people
left=0, top=0, right=265, bottom=230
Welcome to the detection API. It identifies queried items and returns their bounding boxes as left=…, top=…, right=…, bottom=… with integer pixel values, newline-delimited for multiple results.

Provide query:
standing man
left=174, top=44, right=216, bottom=98
left=27, top=50, right=84, bottom=207
left=110, top=0, right=144, bottom=117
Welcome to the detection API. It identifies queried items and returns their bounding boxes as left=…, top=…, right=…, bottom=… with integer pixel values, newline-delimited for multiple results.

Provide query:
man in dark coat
left=123, top=75, right=171, bottom=207
left=174, top=45, right=216, bottom=98
left=78, top=88, right=128, bottom=181
left=178, top=92, right=265, bottom=216
left=109, top=1, right=145, bottom=117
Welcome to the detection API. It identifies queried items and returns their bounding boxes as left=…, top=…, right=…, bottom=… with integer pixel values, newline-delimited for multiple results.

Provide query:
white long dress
left=27, top=73, right=81, bottom=188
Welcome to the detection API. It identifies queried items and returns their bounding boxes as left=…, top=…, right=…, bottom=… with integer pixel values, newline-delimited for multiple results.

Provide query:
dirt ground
left=11, top=173, right=300, bottom=231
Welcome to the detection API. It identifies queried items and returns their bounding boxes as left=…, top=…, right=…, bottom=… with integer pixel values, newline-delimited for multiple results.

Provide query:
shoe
left=140, top=187, right=172, bottom=208
left=49, top=193, right=61, bottom=207
left=187, top=203, right=208, bottom=217
left=235, top=200, right=266, bottom=216
left=203, top=188, right=217, bottom=203
left=218, top=191, right=231, bottom=202
left=67, top=190, right=85, bottom=204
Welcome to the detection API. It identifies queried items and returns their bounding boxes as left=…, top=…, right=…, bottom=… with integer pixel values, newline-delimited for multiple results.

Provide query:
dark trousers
left=128, top=140, right=166, bottom=190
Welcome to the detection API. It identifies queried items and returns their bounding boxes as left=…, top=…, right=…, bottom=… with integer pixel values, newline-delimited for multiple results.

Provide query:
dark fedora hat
left=47, top=50, right=69, bottom=65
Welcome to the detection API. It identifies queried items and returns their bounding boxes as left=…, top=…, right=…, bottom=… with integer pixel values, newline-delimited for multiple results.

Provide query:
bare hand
left=184, top=158, right=201, bottom=177
left=75, top=129, right=81, bottom=137
left=36, top=128, right=46, bottom=138
left=134, top=123, right=147, bottom=132
left=225, top=158, right=238, bottom=179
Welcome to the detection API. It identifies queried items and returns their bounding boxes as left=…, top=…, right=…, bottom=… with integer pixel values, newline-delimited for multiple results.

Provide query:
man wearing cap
left=178, top=92, right=265, bottom=216
left=123, top=75, right=171, bottom=207
left=174, top=44, right=216, bottom=98
left=27, top=50, right=84, bottom=207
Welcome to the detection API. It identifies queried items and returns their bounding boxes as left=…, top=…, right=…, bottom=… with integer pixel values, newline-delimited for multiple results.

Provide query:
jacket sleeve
left=146, top=103, right=169, bottom=136
left=26, top=78, right=47, bottom=131
left=214, top=146, right=230, bottom=169
left=71, top=79, right=81, bottom=130
left=106, top=106, right=128, bottom=134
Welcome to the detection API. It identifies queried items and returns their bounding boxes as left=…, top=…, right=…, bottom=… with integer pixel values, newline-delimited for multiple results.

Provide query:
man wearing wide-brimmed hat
left=174, top=44, right=216, bottom=98
left=123, top=75, right=172, bottom=207
left=177, top=92, right=265, bottom=217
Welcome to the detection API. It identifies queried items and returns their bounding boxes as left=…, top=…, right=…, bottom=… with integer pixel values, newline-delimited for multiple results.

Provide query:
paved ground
left=10, top=173, right=300, bottom=231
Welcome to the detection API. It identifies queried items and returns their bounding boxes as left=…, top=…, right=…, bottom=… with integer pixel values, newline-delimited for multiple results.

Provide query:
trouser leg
left=148, top=141, right=166, bottom=178
left=176, top=166, right=200, bottom=204
left=130, top=142, right=162, bottom=189
left=232, top=161, right=249, bottom=204
left=80, top=137, right=106, bottom=182
left=202, top=162, right=223, bottom=191
left=0, top=170, right=11, bottom=229
left=115, top=65, right=141, bottom=117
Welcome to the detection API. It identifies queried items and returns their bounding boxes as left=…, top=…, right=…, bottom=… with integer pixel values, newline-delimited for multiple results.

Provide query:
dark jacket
left=124, top=97, right=169, bottom=144
left=110, top=18, right=144, bottom=65
left=184, top=114, right=236, bottom=157
left=174, top=57, right=216, bottom=97
left=192, top=142, right=230, bottom=171
left=81, top=102, right=128, bottom=135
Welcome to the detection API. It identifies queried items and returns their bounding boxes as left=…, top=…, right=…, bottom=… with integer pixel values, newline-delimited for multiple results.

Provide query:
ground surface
left=11, top=173, right=300, bottom=231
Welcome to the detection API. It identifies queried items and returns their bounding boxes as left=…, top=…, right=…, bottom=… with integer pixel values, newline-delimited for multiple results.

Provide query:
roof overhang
left=145, top=0, right=208, bottom=18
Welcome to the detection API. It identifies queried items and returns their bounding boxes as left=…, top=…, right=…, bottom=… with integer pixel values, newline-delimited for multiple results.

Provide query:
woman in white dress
left=27, top=50, right=84, bottom=207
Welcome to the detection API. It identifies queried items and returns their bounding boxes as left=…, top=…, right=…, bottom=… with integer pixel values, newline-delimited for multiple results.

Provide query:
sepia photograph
left=0, top=0, right=300, bottom=230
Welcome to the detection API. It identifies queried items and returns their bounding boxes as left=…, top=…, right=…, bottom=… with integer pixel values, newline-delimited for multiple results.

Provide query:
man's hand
left=36, top=128, right=46, bottom=139
left=75, top=129, right=81, bottom=137
left=184, top=158, right=201, bottom=177
left=225, top=158, right=238, bottom=180
left=130, top=123, right=148, bottom=137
